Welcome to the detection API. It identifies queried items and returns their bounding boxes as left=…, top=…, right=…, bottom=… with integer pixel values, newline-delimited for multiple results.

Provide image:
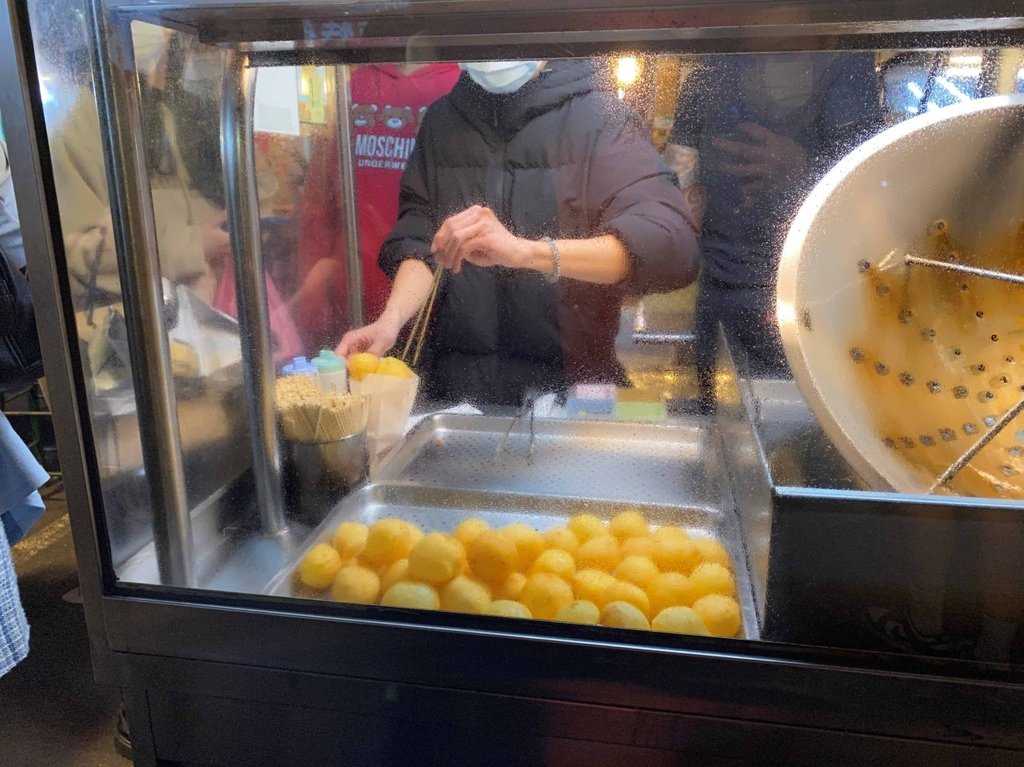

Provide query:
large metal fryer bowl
left=777, top=96, right=1024, bottom=497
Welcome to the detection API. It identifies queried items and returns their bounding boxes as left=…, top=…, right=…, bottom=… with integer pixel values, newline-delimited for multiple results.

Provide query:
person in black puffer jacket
left=338, top=59, right=699, bottom=406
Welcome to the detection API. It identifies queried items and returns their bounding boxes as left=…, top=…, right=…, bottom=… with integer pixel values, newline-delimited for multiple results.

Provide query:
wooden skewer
left=412, top=267, right=443, bottom=368
left=400, top=296, right=427, bottom=362
left=401, top=264, right=443, bottom=366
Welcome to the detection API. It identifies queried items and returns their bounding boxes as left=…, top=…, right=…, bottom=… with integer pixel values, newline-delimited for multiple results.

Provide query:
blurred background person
left=338, top=59, right=700, bottom=406
left=664, top=53, right=882, bottom=404
left=294, top=62, right=460, bottom=351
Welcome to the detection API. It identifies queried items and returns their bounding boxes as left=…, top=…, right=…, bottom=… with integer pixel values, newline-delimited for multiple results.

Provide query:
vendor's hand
left=431, top=205, right=532, bottom=274
left=713, top=123, right=808, bottom=200
left=336, top=312, right=402, bottom=357
left=202, top=211, right=232, bottom=271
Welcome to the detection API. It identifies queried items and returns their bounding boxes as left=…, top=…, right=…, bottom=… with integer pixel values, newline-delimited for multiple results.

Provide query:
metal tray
left=377, top=413, right=728, bottom=509
left=266, top=482, right=759, bottom=640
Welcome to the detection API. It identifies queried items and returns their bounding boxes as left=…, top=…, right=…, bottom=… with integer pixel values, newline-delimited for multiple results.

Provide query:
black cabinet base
left=119, top=655, right=1023, bottom=767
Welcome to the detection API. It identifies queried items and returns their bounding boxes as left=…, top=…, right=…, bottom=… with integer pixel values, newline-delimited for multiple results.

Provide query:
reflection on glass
left=36, top=10, right=1024, bottom=667
left=665, top=53, right=884, bottom=402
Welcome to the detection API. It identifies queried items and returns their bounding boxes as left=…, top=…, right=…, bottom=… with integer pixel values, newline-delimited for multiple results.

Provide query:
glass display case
left=2, top=1, right=1023, bottom=764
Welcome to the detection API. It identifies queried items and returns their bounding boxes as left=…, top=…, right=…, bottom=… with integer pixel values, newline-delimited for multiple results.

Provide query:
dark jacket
left=380, top=59, right=699, bottom=405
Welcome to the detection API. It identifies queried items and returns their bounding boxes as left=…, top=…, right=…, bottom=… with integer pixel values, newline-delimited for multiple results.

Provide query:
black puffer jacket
left=380, top=59, right=699, bottom=405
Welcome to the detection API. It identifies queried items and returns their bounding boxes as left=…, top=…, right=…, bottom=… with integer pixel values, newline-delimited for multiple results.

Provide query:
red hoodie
left=295, top=63, right=460, bottom=348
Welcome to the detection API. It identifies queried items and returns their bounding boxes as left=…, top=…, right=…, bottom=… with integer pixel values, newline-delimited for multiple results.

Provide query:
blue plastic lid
left=312, top=349, right=347, bottom=373
left=282, top=356, right=316, bottom=375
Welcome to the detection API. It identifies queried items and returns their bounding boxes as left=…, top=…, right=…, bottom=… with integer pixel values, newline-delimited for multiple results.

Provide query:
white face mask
left=460, top=61, right=543, bottom=94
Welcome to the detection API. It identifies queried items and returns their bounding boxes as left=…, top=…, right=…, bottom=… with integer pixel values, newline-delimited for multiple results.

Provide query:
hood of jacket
left=448, top=58, right=603, bottom=140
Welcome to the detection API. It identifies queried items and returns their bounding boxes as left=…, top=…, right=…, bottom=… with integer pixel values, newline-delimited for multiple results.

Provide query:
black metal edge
left=0, top=0, right=122, bottom=682
left=97, top=0, right=1024, bottom=56
left=103, top=583, right=1024, bottom=685
left=238, top=30, right=1024, bottom=69
left=101, top=0, right=1024, bottom=25
left=101, top=595, right=1024, bottom=749
left=773, top=483, right=1024, bottom=519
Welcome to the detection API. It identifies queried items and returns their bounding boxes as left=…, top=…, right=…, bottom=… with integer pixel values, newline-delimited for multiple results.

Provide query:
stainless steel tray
left=267, top=484, right=759, bottom=640
left=377, top=414, right=729, bottom=509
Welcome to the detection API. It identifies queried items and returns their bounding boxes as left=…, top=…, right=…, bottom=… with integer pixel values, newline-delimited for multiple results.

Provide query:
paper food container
left=349, top=372, right=419, bottom=466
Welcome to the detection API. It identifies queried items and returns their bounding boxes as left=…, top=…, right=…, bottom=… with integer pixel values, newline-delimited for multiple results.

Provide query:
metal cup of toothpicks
left=276, top=375, right=370, bottom=518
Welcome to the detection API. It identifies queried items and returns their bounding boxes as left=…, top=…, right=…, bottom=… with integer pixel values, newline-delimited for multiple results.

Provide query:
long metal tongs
left=904, top=253, right=1024, bottom=491
left=495, top=396, right=536, bottom=460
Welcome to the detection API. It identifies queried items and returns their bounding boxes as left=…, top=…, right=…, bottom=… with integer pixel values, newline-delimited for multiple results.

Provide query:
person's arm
left=581, top=104, right=701, bottom=294
left=336, top=259, right=434, bottom=355
left=431, top=205, right=629, bottom=284
left=336, top=108, right=441, bottom=355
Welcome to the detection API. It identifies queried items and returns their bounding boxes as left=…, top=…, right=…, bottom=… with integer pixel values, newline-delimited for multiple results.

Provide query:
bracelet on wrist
left=542, top=237, right=560, bottom=283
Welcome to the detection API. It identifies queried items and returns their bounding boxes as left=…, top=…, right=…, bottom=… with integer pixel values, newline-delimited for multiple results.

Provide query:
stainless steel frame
left=88, top=0, right=195, bottom=586
left=221, top=50, right=288, bottom=535
left=334, top=64, right=365, bottom=328
left=102, top=0, right=1024, bottom=65
left=5, top=1, right=1024, bottom=764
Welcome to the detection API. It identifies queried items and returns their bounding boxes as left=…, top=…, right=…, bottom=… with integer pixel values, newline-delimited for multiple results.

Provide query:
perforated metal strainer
left=777, top=96, right=1024, bottom=498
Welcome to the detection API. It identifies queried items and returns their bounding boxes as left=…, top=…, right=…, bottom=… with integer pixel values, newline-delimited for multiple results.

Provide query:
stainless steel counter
left=266, top=413, right=760, bottom=640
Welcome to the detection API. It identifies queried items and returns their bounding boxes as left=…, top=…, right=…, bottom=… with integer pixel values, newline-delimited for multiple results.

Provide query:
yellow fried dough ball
left=519, top=573, right=574, bottom=621
left=298, top=543, right=343, bottom=590
left=646, top=571, right=696, bottom=616
left=376, top=356, right=415, bottom=379
left=572, top=569, right=616, bottom=606
left=567, top=513, right=606, bottom=543
left=609, top=510, right=648, bottom=541
left=380, top=559, right=410, bottom=594
left=652, top=606, right=710, bottom=636
left=614, top=555, right=659, bottom=588
left=544, top=526, right=579, bottom=554
left=407, top=532, right=466, bottom=585
left=502, top=523, right=546, bottom=571
left=688, top=562, right=735, bottom=599
left=602, top=580, right=650, bottom=617
left=600, top=601, right=650, bottom=630
left=452, top=518, right=489, bottom=549
left=485, top=600, right=532, bottom=619
left=332, top=522, right=368, bottom=562
left=692, top=594, right=742, bottom=638
left=693, top=538, right=733, bottom=570
left=620, top=536, right=655, bottom=559
left=363, top=519, right=423, bottom=567
left=652, top=525, right=690, bottom=543
left=467, top=530, right=519, bottom=585
left=440, top=575, right=492, bottom=614
left=380, top=581, right=440, bottom=611
left=497, top=572, right=527, bottom=601
left=577, top=535, right=620, bottom=572
left=331, top=564, right=380, bottom=605
left=651, top=534, right=699, bottom=574
left=529, top=549, right=576, bottom=580
left=555, top=600, right=600, bottom=625
left=347, top=352, right=379, bottom=382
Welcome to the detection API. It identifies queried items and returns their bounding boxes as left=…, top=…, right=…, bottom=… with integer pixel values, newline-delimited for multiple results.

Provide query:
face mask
left=460, top=61, right=543, bottom=94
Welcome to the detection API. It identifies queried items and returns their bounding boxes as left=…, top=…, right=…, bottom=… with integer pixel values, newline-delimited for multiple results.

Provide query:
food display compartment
left=377, top=414, right=725, bottom=508
left=717, top=338, right=1024, bottom=658
left=266, top=483, right=760, bottom=640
